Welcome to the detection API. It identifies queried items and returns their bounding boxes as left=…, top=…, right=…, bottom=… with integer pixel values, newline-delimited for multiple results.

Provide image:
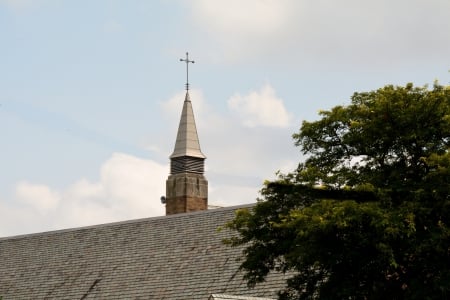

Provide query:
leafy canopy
left=225, top=83, right=450, bottom=299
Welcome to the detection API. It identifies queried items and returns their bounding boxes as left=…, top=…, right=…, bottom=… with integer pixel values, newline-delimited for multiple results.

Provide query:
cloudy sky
left=1, top=0, right=449, bottom=237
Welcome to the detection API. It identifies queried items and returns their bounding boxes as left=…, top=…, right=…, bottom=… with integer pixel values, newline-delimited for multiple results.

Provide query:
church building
left=0, top=54, right=287, bottom=299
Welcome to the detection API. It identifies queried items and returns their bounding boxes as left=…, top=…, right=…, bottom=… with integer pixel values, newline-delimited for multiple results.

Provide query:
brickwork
left=166, top=196, right=207, bottom=215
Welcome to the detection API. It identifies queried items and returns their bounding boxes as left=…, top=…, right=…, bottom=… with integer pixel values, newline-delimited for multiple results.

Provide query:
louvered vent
left=171, top=156, right=205, bottom=174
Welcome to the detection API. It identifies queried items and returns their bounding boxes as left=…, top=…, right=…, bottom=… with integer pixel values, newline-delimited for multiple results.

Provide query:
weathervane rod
left=180, top=52, right=195, bottom=90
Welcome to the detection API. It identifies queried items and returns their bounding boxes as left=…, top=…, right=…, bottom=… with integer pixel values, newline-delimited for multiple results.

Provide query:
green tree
left=225, top=83, right=450, bottom=299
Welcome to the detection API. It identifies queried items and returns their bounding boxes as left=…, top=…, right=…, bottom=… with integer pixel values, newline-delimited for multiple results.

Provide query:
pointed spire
left=170, top=91, right=206, bottom=159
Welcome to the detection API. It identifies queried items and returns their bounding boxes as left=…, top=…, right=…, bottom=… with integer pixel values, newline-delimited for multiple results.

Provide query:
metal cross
left=180, top=52, right=195, bottom=90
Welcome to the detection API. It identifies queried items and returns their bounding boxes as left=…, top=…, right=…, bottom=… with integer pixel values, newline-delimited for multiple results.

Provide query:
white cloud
left=0, top=153, right=168, bottom=236
left=61, top=153, right=168, bottom=226
left=15, top=181, right=60, bottom=214
left=65, top=179, right=104, bottom=201
left=97, top=153, right=166, bottom=215
left=228, top=84, right=291, bottom=128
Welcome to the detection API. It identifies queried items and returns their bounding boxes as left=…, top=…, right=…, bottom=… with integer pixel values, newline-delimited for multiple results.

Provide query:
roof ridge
left=209, top=294, right=275, bottom=300
left=0, top=203, right=256, bottom=240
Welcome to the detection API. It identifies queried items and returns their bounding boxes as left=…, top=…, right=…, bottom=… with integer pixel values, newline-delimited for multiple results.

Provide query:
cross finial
left=180, top=52, right=195, bottom=90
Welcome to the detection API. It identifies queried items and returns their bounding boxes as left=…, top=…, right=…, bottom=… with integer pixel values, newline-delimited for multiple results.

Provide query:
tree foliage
left=225, top=83, right=450, bottom=299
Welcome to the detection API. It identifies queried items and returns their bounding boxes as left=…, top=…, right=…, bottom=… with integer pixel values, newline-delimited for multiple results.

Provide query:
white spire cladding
left=170, top=91, right=206, bottom=160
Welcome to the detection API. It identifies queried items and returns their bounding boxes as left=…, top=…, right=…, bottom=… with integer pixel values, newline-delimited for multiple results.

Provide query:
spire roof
left=170, top=91, right=206, bottom=159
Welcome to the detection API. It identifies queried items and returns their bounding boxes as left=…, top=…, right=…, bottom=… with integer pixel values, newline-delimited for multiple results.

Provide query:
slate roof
left=0, top=204, right=287, bottom=299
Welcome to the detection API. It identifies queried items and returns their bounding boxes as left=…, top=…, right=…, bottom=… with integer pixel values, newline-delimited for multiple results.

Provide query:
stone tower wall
left=166, top=173, right=208, bottom=215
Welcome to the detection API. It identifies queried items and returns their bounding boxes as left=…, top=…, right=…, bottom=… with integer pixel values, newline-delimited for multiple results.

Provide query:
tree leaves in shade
left=225, top=83, right=450, bottom=299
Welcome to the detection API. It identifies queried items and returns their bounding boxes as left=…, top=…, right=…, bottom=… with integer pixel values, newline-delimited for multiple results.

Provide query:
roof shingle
left=0, top=204, right=286, bottom=299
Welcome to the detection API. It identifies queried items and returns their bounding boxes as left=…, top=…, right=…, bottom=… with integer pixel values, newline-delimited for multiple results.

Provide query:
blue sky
left=1, top=0, right=449, bottom=237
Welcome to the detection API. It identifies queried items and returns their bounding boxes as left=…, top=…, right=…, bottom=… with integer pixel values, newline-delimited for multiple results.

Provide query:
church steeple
left=170, top=91, right=206, bottom=174
left=165, top=52, right=208, bottom=215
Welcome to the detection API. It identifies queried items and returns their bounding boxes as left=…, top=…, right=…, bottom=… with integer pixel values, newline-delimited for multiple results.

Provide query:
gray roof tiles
left=0, top=204, right=287, bottom=299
